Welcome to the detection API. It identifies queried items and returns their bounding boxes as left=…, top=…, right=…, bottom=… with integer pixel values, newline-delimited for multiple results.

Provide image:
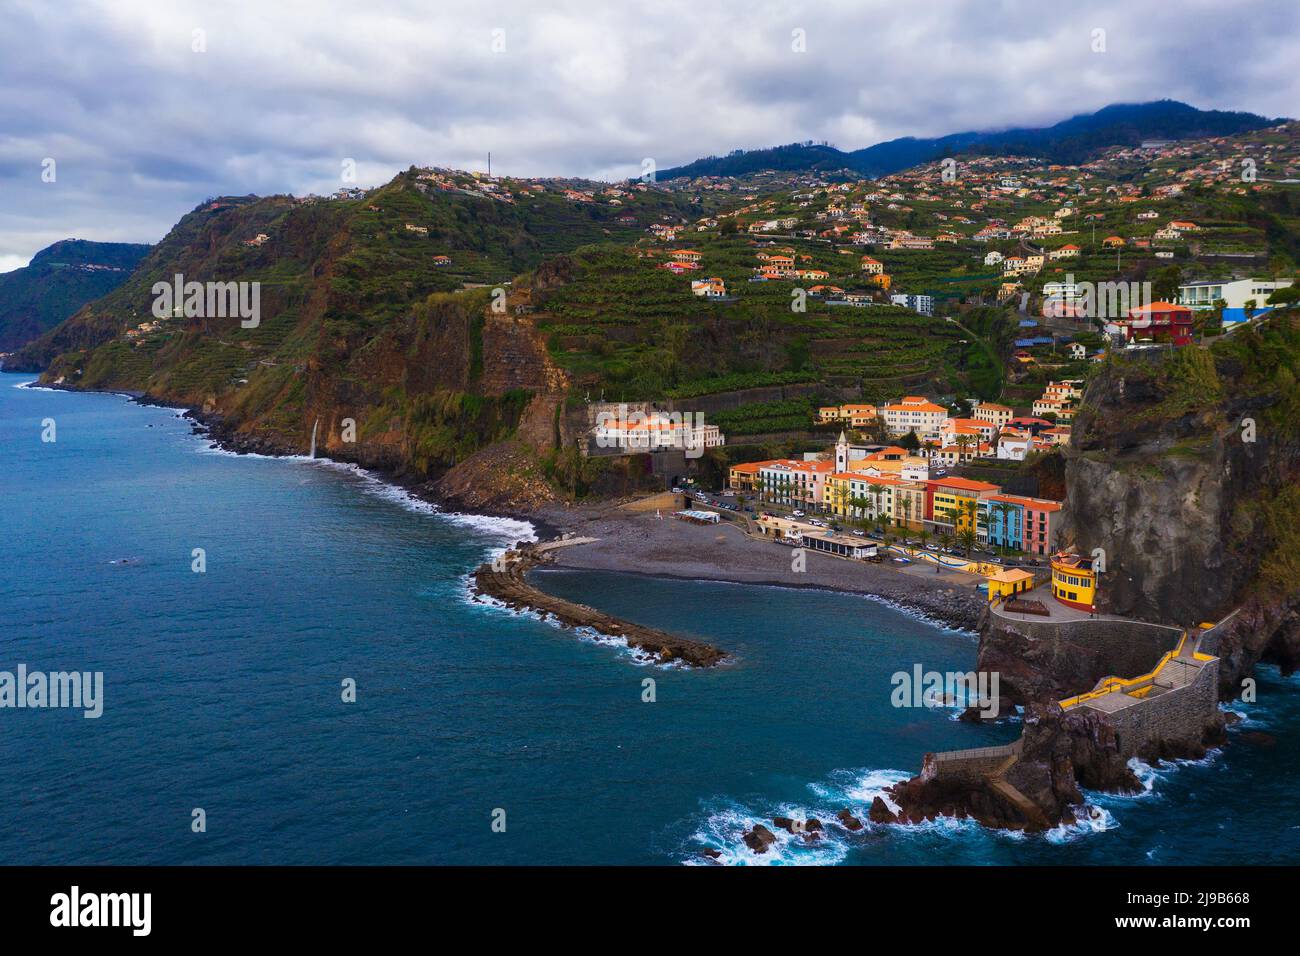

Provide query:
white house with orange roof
left=882, top=396, right=948, bottom=441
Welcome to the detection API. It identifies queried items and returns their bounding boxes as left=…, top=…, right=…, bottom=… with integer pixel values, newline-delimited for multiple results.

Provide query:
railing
left=1059, top=631, right=1190, bottom=709
left=931, top=738, right=1023, bottom=763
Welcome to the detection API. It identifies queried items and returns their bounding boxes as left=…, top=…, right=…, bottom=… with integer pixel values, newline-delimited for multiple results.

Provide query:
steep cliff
left=977, top=310, right=1300, bottom=706
left=16, top=174, right=703, bottom=508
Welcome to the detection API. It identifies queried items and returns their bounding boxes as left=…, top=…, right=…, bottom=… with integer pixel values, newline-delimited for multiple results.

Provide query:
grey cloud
left=0, top=0, right=1296, bottom=268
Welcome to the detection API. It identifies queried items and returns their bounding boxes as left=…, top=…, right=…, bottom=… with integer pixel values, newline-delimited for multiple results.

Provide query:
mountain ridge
left=656, top=100, right=1285, bottom=181
left=0, top=239, right=150, bottom=352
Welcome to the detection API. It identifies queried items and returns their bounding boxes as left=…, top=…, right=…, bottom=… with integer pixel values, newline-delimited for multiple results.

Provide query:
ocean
left=1, top=370, right=1295, bottom=865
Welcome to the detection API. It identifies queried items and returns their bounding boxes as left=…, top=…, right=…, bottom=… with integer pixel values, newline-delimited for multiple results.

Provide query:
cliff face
left=1066, top=351, right=1273, bottom=625
left=977, top=315, right=1300, bottom=706
left=16, top=180, right=655, bottom=510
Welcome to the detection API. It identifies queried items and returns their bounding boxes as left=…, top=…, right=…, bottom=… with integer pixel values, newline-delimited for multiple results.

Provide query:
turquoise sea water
left=1, top=370, right=1296, bottom=865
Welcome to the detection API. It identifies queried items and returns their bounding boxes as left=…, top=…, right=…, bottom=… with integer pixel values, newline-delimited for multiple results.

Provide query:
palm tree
left=953, top=433, right=973, bottom=463
left=899, top=496, right=913, bottom=532
left=752, top=476, right=766, bottom=504
left=869, top=485, right=885, bottom=524
left=936, top=530, right=954, bottom=572
left=958, top=527, right=977, bottom=557
left=992, top=502, right=1014, bottom=554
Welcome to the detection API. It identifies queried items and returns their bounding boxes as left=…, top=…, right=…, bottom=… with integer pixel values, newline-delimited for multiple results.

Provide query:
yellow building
left=1051, top=551, right=1097, bottom=612
left=817, top=404, right=878, bottom=428
left=891, top=481, right=927, bottom=531
left=826, top=473, right=892, bottom=523
left=927, top=477, right=999, bottom=534
left=986, top=567, right=1036, bottom=603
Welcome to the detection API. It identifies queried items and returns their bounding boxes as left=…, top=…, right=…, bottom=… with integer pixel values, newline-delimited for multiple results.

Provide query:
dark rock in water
left=699, top=848, right=722, bottom=860
left=1224, top=710, right=1243, bottom=726
left=773, top=815, right=823, bottom=835
left=801, top=831, right=821, bottom=844
left=887, top=704, right=1153, bottom=832
left=1238, top=730, right=1276, bottom=747
left=868, top=797, right=897, bottom=824
left=836, top=808, right=864, bottom=831
left=743, top=824, right=777, bottom=853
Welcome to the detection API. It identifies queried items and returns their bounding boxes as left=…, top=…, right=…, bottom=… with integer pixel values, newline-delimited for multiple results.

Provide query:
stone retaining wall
left=1103, top=658, right=1221, bottom=760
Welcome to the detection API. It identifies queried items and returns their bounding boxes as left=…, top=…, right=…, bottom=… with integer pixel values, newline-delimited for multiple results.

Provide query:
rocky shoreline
left=472, top=543, right=728, bottom=667
left=529, top=508, right=988, bottom=633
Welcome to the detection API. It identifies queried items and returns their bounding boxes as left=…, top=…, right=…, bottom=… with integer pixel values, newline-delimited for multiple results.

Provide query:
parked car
left=851, top=530, right=866, bottom=537
left=792, top=510, right=805, bottom=517
left=893, top=557, right=911, bottom=564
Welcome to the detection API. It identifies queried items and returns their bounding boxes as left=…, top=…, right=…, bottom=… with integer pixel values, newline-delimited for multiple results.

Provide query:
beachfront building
left=1022, top=498, right=1063, bottom=555
left=986, top=567, right=1036, bottom=603
left=891, top=480, right=927, bottom=532
left=881, top=396, right=948, bottom=441
left=924, top=477, right=1001, bottom=536
left=975, top=493, right=1062, bottom=553
left=801, top=531, right=879, bottom=561
left=757, top=459, right=834, bottom=511
left=728, top=460, right=777, bottom=492
left=826, top=472, right=886, bottom=522
left=1051, top=551, right=1098, bottom=612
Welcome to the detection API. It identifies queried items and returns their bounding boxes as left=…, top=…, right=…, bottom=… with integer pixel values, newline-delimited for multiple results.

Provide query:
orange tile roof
left=928, top=476, right=1001, bottom=493
left=988, top=493, right=1064, bottom=511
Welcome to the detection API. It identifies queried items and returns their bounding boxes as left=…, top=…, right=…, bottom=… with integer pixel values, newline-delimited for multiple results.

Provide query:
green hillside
left=0, top=239, right=149, bottom=352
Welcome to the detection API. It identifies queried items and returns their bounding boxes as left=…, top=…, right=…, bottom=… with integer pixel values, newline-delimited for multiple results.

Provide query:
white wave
left=461, top=575, right=680, bottom=670
left=1045, top=804, right=1118, bottom=843
left=685, top=802, right=852, bottom=867
left=1223, top=704, right=1266, bottom=729
left=194, top=439, right=537, bottom=543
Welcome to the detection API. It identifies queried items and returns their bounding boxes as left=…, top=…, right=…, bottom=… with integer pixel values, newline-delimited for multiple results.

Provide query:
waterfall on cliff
left=309, top=418, right=319, bottom=459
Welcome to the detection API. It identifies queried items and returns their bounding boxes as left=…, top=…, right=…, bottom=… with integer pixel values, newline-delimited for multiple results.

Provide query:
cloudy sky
left=1, top=0, right=1297, bottom=271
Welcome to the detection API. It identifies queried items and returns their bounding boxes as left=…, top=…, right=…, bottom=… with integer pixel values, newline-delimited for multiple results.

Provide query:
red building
left=1119, top=301, right=1194, bottom=346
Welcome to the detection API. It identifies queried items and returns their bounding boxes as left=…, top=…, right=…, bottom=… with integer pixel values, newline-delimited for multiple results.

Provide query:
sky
left=1, top=0, right=1297, bottom=272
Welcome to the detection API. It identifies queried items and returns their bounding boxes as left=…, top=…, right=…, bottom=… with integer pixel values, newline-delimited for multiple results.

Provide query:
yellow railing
left=1058, top=632, right=1188, bottom=709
